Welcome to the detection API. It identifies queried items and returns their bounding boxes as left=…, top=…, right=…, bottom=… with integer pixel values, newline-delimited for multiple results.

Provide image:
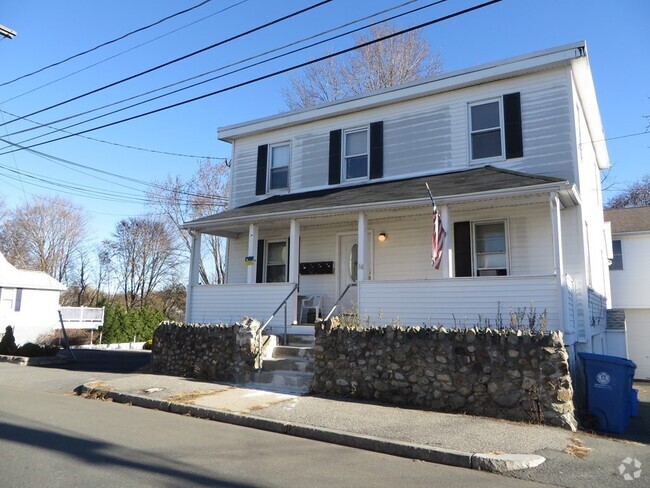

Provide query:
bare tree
left=146, top=158, right=229, bottom=284
left=104, top=217, right=181, bottom=310
left=0, top=196, right=88, bottom=283
left=283, top=23, right=443, bottom=110
left=607, top=174, right=650, bottom=208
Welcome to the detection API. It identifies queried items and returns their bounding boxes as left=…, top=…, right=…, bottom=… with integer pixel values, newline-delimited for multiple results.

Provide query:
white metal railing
left=59, top=306, right=104, bottom=327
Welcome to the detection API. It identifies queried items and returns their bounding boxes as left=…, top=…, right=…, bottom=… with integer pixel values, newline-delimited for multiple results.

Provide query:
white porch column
left=550, top=193, right=564, bottom=277
left=357, top=212, right=368, bottom=282
left=440, top=204, right=453, bottom=278
left=550, top=192, right=566, bottom=334
left=185, top=231, right=202, bottom=323
left=289, top=219, right=300, bottom=324
left=247, top=223, right=258, bottom=284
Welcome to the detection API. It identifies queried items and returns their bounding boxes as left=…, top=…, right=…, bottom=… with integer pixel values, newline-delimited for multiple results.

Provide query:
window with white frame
left=343, top=128, right=368, bottom=180
left=474, top=221, right=508, bottom=276
left=469, top=99, right=504, bottom=161
left=268, top=143, right=289, bottom=191
left=265, top=240, right=287, bottom=282
left=610, top=239, right=623, bottom=270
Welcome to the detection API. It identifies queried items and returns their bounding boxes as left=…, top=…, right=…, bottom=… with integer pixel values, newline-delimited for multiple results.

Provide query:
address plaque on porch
left=299, top=261, right=334, bottom=275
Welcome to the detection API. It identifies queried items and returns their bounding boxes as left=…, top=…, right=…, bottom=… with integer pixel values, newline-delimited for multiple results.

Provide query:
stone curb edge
left=78, top=383, right=545, bottom=473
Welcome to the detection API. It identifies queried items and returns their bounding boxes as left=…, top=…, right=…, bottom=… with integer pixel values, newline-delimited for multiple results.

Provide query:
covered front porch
left=184, top=167, right=582, bottom=338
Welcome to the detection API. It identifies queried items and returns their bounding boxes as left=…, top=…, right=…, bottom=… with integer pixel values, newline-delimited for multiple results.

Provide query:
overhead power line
left=0, top=136, right=229, bottom=204
left=0, top=0, right=215, bottom=88
left=0, top=0, right=249, bottom=105
left=0, top=0, right=333, bottom=128
left=0, top=108, right=226, bottom=159
left=0, top=0, right=502, bottom=156
left=0, top=0, right=435, bottom=147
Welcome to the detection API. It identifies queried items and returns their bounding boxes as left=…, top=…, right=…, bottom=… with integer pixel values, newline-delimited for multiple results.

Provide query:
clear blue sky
left=1, top=0, right=648, bottom=244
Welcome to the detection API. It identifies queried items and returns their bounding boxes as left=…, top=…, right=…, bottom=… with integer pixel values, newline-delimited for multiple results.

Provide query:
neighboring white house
left=183, top=41, right=612, bottom=363
left=604, top=206, right=650, bottom=380
left=0, top=251, right=66, bottom=345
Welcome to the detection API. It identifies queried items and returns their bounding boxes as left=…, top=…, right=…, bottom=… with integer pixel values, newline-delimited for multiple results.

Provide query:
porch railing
left=324, top=283, right=358, bottom=322
left=256, top=284, right=298, bottom=371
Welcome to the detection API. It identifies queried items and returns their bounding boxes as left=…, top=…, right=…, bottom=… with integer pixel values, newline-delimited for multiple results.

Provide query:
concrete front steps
left=246, top=329, right=315, bottom=394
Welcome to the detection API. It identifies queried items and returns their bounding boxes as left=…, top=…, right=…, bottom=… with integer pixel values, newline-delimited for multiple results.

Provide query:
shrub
left=0, top=326, right=18, bottom=355
left=16, top=342, right=59, bottom=358
left=143, top=339, right=153, bottom=350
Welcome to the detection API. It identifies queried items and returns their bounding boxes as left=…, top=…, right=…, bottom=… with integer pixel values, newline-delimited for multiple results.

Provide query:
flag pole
left=425, top=182, right=436, bottom=207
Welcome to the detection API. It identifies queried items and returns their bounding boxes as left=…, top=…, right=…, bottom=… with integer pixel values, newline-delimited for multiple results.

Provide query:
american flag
left=431, top=204, right=446, bottom=269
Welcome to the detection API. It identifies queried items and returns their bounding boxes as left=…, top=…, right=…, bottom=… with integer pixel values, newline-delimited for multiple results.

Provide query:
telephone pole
left=0, top=24, right=17, bottom=39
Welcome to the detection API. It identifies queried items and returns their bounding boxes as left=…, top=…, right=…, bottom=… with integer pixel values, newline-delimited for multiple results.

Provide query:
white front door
left=337, top=233, right=372, bottom=312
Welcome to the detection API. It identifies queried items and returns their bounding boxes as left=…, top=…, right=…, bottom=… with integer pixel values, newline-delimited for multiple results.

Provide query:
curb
left=78, top=383, right=544, bottom=473
left=0, top=354, right=70, bottom=366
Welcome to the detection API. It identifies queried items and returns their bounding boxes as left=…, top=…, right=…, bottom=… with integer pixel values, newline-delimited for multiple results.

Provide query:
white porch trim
left=185, top=231, right=202, bottom=323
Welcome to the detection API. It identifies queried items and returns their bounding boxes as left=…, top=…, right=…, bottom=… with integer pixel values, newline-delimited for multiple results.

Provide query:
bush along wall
left=312, top=321, right=578, bottom=431
left=151, top=320, right=259, bottom=383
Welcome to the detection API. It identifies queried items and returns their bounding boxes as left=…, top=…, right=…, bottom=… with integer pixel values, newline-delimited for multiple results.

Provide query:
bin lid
left=578, top=352, right=637, bottom=369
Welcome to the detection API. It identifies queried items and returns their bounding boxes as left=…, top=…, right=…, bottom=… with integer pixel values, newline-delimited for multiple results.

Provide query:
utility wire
left=0, top=0, right=248, bottom=105
left=0, top=136, right=229, bottom=203
left=0, top=108, right=226, bottom=159
left=0, top=0, right=333, bottom=128
left=2, top=0, right=422, bottom=137
left=1, top=0, right=433, bottom=146
left=0, top=0, right=215, bottom=88
left=0, top=0, right=502, bottom=155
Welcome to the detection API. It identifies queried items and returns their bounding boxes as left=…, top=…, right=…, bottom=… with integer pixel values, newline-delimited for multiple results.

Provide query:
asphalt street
left=0, top=373, right=552, bottom=488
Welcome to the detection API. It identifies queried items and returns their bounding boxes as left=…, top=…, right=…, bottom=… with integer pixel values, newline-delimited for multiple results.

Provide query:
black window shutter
left=286, top=237, right=290, bottom=283
left=454, top=222, right=472, bottom=277
left=256, top=240, right=265, bottom=283
left=369, top=121, right=383, bottom=180
left=503, top=93, right=523, bottom=159
left=256, top=145, right=268, bottom=195
left=328, top=130, right=342, bottom=185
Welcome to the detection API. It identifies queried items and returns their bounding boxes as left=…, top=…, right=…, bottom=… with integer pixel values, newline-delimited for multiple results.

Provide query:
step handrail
left=324, top=283, right=358, bottom=322
left=256, top=283, right=298, bottom=371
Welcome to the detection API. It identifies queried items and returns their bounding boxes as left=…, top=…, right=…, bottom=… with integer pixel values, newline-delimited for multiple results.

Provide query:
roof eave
left=218, top=41, right=586, bottom=142
left=183, top=180, right=575, bottom=233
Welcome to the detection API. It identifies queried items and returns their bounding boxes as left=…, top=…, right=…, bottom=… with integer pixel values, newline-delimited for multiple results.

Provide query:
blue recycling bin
left=578, top=352, right=636, bottom=434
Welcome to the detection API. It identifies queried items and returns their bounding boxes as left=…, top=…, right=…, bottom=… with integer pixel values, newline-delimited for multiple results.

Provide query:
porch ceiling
left=185, top=166, right=577, bottom=236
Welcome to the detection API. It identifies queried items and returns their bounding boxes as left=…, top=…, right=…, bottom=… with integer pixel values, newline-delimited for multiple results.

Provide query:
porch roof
left=185, top=166, right=577, bottom=234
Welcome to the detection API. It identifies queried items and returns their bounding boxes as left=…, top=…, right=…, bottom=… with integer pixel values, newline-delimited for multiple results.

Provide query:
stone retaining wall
left=151, top=321, right=259, bottom=383
left=313, top=322, right=577, bottom=430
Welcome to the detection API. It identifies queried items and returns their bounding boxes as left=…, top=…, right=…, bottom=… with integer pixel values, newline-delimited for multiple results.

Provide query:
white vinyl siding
left=228, top=68, right=575, bottom=208
left=358, top=275, right=559, bottom=329
left=610, top=233, right=650, bottom=309
left=188, top=283, right=297, bottom=327
left=625, top=309, right=650, bottom=380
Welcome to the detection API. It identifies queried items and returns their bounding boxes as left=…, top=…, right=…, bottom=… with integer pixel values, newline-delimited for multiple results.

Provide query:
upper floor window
left=469, top=99, right=504, bottom=161
left=610, top=239, right=623, bottom=270
left=268, top=143, right=289, bottom=191
left=343, top=128, right=369, bottom=181
left=468, top=92, right=523, bottom=163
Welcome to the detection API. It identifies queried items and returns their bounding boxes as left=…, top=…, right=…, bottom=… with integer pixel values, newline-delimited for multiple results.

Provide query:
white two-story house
left=604, top=206, right=650, bottom=379
left=183, top=41, right=611, bottom=360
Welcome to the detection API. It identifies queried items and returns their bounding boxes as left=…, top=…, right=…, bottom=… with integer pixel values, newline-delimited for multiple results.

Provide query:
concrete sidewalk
left=79, top=374, right=649, bottom=485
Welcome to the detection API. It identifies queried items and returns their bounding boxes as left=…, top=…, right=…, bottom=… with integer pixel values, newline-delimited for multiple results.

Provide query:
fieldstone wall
left=151, top=320, right=259, bottom=383
left=313, top=322, right=578, bottom=430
